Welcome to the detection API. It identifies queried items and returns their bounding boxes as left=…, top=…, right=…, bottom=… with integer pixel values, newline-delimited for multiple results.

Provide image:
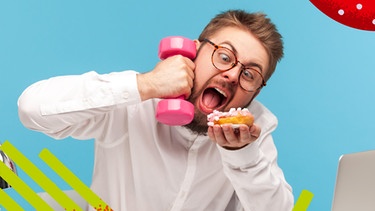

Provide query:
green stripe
left=1, top=141, right=82, bottom=211
left=0, top=187, right=24, bottom=211
left=293, top=189, right=314, bottom=211
left=0, top=161, right=52, bottom=210
left=39, top=148, right=113, bottom=211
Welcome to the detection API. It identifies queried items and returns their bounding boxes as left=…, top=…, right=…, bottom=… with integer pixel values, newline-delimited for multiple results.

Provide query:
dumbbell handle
left=155, top=36, right=196, bottom=126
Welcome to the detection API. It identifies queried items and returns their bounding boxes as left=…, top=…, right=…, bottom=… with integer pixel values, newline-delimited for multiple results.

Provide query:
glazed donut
left=207, top=108, right=254, bottom=127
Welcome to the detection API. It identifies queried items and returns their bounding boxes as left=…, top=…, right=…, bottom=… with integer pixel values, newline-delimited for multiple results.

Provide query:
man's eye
left=219, top=53, right=231, bottom=63
left=242, top=69, right=255, bottom=80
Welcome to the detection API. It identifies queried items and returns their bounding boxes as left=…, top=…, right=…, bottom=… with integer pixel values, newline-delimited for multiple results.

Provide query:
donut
left=207, top=108, right=254, bottom=127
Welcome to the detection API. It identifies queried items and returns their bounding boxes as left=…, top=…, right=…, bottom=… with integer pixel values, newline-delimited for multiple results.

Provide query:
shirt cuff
left=40, top=70, right=142, bottom=115
left=101, top=70, right=142, bottom=105
left=217, top=141, right=261, bottom=169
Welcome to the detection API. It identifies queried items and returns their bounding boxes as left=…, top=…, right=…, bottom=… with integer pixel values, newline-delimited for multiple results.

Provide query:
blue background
left=1, top=0, right=374, bottom=210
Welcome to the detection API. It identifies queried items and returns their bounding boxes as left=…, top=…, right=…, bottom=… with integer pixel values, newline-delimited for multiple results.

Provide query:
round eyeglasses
left=204, top=38, right=266, bottom=92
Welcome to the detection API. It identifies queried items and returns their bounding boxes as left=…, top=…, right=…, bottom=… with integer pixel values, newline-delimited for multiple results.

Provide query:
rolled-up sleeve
left=18, top=70, right=141, bottom=139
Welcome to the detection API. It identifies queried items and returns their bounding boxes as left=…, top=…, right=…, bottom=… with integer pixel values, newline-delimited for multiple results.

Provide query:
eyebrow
left=219, top=41, right=265, bottom=73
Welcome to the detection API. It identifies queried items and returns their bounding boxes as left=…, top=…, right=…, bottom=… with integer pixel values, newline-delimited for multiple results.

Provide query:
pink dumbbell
left=155, top=36, right=196, bottom=126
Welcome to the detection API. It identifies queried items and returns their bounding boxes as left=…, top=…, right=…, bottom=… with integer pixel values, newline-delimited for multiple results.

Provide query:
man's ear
left=194, top=39, right=201, bottom=52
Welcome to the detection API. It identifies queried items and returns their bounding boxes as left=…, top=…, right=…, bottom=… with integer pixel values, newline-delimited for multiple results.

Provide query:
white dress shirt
left=18, top=70, right=294, bottom=211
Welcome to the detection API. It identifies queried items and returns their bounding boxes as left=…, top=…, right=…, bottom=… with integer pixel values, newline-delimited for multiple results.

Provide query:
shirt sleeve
left=18, top=70, right=142, bottom=140
left=217, top=135, right=294, bottom=211
left=217, top=101, right=294, bottom=211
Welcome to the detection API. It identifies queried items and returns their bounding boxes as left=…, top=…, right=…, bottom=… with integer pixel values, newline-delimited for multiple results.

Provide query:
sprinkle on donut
left=207, top=108, right=253, bottom=127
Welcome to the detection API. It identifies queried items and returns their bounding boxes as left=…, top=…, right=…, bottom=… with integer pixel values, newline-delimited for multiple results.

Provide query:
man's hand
left=137, top=55, right=195, bottom=101
left=207, top=124, right=261, bottom=150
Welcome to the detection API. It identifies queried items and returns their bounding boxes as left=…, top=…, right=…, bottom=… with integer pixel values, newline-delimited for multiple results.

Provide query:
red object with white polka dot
left=310, top=0, right=375, bottom=31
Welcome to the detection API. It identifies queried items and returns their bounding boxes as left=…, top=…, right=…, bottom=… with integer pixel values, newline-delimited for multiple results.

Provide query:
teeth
left=215, top=88, right=227, bottom=97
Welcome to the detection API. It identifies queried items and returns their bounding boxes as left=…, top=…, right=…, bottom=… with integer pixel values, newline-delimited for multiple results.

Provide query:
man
left=18, top=10, right=294, bottom=211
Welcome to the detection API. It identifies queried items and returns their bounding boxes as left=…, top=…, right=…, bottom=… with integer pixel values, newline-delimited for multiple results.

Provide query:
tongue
left=202, top=89, right=221, bottom=108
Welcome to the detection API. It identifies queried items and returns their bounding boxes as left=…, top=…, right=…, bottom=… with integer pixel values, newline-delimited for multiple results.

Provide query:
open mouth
left=200, top=87, right=228, bottom=114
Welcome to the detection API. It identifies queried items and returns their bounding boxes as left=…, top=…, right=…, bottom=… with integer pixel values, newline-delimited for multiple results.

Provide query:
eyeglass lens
left=212, top=47, right=263, bottom=92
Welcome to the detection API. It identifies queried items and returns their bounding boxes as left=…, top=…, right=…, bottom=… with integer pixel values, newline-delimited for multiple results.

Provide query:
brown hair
left=198, top=10, right=284, bottom=82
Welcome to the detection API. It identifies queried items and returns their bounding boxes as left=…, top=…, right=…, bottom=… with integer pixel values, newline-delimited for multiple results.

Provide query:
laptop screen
left=331, top=150, right=375, bottom=211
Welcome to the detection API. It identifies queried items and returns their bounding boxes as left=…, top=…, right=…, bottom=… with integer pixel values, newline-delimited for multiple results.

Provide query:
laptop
left=331, top=150, right=375, bottom=211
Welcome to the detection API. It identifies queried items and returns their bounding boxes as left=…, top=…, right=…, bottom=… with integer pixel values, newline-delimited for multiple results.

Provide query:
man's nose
left=221, top=63, right=242, bottom=84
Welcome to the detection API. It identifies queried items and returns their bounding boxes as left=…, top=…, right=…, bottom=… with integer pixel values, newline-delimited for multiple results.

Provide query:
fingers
left=161, top=55, right=195, bottom=97
left=139, top=55, right=195, bottom=100
left=248, top=124, right=260, bottom=139
left=170, top=55, right=195, bottom=98
left=208, top=124, right=261, bottom=149
left=180, top=57, right=195, bottom=96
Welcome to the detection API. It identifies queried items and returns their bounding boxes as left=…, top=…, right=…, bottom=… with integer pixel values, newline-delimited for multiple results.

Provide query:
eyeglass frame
left=203, top=38, right=267, bottom=92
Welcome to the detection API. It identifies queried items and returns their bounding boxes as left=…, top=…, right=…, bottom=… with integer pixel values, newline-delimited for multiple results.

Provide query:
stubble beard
left=182, top=77, right=234, bottom=135
left=182, top=79, right=256, bottom=135
left=183, top=86, right=209, bottom=136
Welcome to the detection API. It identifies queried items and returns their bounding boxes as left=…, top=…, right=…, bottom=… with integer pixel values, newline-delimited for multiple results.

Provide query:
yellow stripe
left=0, top=141, right=82, bottom=211
left=0, top=162, right=53, bottom=210
left=39, top=148, right=113, bottom=211
left=293, top=189, right=314, bottom=211
left=0, top=188, right=24, bottom=211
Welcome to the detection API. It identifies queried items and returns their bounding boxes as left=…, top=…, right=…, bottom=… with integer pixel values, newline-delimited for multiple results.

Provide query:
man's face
left=184, top=26, right=269, bottom=134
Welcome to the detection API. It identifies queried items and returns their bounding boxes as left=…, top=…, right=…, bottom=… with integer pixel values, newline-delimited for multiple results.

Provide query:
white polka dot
left=338, top=9, right=345, bottom=15
left=357, top=4, right=363, bottom=10
left=373, top=19, right=375, bottom=25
